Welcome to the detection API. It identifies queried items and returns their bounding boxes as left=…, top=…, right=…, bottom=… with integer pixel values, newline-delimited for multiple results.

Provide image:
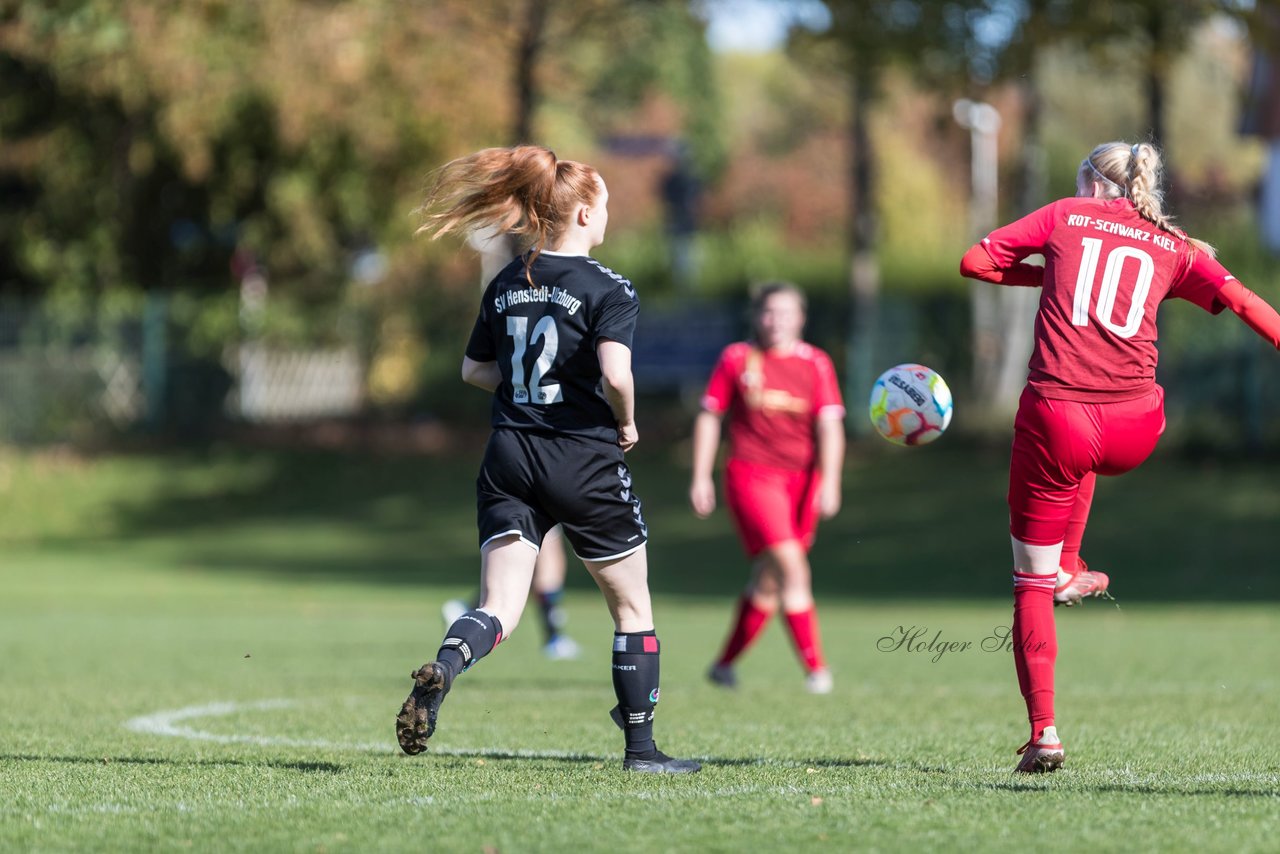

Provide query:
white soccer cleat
left=804, top=668, right=834, bottom=695
left=440, top=598, right=469, bottom=628
left=542, top=635, right=581, bottom=661
left=1015, top=725, right=1065, bottom=773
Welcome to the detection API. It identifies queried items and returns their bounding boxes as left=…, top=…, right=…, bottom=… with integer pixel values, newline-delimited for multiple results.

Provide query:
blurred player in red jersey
left=690, top=282, right=846, bottom=694
left=960, top=141, right=1280, bottom=773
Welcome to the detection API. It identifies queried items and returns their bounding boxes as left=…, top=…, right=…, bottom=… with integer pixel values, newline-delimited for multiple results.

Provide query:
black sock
left=436, top=610, right=504, bottom=682
left=611, top=631, right=660, bottom=757
left=537, top=589, right=566, bottom=641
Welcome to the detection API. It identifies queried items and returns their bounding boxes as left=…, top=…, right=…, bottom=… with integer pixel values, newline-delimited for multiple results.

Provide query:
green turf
left=0, top=443, right=1277, bottom=852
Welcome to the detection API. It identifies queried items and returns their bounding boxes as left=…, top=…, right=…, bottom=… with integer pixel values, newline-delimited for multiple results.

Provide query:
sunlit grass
left=0, top=444, right=1277, bottom=850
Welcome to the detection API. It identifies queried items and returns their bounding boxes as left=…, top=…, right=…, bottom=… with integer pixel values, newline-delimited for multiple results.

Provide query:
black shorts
left=476, top=429, right=648, bottom=561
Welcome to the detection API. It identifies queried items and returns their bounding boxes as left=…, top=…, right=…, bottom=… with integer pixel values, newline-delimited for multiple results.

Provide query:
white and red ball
left=868, top=364, right=953, bottom=446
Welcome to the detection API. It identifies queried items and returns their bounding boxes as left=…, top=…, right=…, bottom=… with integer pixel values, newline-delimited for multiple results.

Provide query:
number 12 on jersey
left=1071, top=237, right=1154, bottom=339
left=507, top=315, right=563, bottom=405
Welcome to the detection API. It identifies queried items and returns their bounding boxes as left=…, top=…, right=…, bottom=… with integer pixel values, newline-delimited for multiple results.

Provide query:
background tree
left=793, top=0, right=985, bottom=426
left=0, top=1, right=720, bottom=342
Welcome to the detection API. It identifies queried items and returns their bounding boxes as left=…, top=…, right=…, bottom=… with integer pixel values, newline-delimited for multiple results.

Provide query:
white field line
left=119, top=700, right=1280, bottom=790
left=123, top=699, right=860, bottom=766
left=123, top=699, right=606, bottom=761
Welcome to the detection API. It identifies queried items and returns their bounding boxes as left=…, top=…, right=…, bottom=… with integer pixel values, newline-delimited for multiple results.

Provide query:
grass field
left=1, top=441, right=1277, bottom=852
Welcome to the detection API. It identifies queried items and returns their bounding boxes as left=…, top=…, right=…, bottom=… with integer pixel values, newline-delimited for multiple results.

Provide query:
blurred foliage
left=1, top=0, right=1277, bottom=448
left=0, top=0, right=718, bottom=329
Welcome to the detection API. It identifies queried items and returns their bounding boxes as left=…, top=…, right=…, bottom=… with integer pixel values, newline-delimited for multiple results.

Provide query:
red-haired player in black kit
left=961, top=140, right=1280, bottom=773
left=396, top=145, right=699, bottom=773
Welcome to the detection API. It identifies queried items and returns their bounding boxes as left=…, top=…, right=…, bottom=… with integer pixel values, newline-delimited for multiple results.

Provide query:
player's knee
left=749, top=574, right=780, bottom=599
left=478, top=604, right=522, bottom=637
left=607, top=598, right=653, bottom=633
left=766, top=541, right=811, bottom=580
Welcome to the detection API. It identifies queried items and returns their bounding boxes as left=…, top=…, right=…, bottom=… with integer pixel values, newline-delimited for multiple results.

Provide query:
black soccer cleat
left=622, top=748, right=702, bottom=774
left=707, top=663, right=737, bottom=689
left=396, top=661, right=449, bottom=755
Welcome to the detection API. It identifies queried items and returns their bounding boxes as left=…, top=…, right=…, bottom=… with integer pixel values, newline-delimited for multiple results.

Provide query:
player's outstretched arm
left=462, top=356, right=502, bottom=392
left=1217, top=278, right=1280, bottom=351
left=598, top=339, right=637, bottom=451
left=959, top=243, right=1045, bottom=287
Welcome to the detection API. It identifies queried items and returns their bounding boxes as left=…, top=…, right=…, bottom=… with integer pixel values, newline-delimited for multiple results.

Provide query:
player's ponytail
left=417, top=145, right=602, bottom=284
left=1079, top=141, right=1215, bottom=257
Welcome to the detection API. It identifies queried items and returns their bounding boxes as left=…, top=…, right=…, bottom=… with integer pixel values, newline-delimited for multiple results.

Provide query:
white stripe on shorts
left=480, top=529, right=540, bottom=552
left=573, top=539, right=647, bottom=564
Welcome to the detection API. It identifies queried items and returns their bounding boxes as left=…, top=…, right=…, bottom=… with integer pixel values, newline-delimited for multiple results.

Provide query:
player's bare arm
left=815, top=415, right=845, bottom=519
left=461, top=355, right=501, bottom=392
left=597, top=338, right=637, bottom=451
left=689, top=410, right=723, bottom=518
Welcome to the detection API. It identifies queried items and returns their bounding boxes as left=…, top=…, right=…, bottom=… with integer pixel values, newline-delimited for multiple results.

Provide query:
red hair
left=418, top=145, right=601, bottom=282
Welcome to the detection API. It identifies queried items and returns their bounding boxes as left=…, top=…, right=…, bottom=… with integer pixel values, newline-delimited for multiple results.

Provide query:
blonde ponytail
left=1080, top=141, right=1215, bottom=258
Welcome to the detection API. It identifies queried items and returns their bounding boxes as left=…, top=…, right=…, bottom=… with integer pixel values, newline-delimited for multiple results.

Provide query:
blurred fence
left=0, top=297, right=362, bottom=442
left=0, top=301, right=141, bottom=442
left=0, top=292, right=1277, bottom=450
left=0, top=348, right=142, bottom=442
left=632, top=300, right=739, bottom=403
left=232, top=345, right=363, bottom=423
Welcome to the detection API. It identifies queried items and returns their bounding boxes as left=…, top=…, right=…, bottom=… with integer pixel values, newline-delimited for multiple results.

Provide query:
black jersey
left=465, top=251, right=639, bottom=443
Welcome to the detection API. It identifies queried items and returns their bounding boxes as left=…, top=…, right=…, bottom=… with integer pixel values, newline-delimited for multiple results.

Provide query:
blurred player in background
left=439, top=226, right=581, bottom=662
left=397, top=144, right=699, bottom=773
left=960, top=140, right=1280, bottom=773
left=689, top=282, right=846, bottom=695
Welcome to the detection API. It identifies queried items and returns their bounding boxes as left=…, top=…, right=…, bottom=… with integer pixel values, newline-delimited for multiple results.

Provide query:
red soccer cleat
left=1015, top=726, right=1065, bottom=773
left=1054, top=558, right=1110, bottom=607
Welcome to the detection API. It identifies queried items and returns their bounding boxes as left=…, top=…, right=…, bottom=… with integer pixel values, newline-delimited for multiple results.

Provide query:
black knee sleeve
left=437, top=609, right=504, bottom=679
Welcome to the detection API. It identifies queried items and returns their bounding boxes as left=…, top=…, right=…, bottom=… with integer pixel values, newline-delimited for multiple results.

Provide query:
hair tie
left=1130, top=144, right=1141, bottom=160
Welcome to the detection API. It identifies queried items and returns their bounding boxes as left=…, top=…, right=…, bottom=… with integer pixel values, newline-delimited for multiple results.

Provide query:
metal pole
left=953, top=100, right=1002, bottom=236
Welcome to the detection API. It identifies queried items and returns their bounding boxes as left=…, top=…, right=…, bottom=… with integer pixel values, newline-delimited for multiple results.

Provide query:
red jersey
left=702, top=341, right=845, bottom=471
left=979, top=197, right=1234, bottom=402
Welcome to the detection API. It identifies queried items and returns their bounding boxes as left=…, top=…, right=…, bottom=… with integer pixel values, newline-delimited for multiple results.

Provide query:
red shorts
left=1008, top=385, right=1165, bottom=546
left=724, top=458, right=821, bottom=557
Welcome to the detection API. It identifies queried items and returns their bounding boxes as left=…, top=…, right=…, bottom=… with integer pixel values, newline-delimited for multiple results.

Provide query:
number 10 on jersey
left=1071, top=237, right=1154, bottom=339
left=507, top=315, right=563, bottom=405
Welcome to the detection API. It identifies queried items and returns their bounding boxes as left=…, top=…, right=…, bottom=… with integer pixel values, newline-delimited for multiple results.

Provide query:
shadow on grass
left=704, top=756, right=891, bottom=769
left=428, top=749, right=890, bottom=769
left=3, top=754, right=344, bottom=773
left=70, top=442, right=1280, bottom=601
left=984, top=780, right=1279, bottom=798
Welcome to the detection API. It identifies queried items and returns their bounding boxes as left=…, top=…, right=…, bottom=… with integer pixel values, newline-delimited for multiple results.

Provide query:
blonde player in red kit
left=960, top=141, right=1280, bottom=773
left=690, top=282, right=846, bottom=694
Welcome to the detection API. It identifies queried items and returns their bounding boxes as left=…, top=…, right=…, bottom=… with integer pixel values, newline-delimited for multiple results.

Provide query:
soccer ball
left=869, top=364, right=953, bottom=446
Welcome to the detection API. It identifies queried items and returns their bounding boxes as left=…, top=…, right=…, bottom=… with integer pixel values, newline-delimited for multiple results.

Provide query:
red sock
left=1060, top=473, right=1096, bottom=573
left=716, top=596, right=773, bottom=666
left=1012, top=572, right=1058, bottom=740
left=783, top=606, right=826, bottom=672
